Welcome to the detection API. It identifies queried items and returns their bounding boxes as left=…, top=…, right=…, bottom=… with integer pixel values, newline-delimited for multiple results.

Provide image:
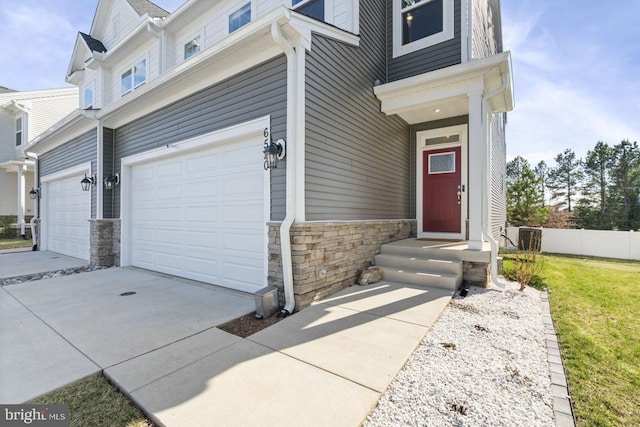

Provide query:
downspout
left=271, top=20, right=297, bottom=316
left=481, top=71, right=510, bottom=289
left=30, top=154, right=39, bottom=250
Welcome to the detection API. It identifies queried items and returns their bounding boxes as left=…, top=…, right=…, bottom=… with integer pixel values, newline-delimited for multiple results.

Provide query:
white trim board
left=416, top=124, right=468, bottom=240
left=119, top=116, right=271, bottom=288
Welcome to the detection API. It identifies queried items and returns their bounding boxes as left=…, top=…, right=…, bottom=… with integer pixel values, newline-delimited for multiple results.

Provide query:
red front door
left=422, top=147, right=461, bottom=233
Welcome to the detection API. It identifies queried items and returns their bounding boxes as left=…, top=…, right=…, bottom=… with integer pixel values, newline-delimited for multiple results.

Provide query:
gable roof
left=126, top=0, right=169, bottom=18
left=79, top=32, right=107, bottom=53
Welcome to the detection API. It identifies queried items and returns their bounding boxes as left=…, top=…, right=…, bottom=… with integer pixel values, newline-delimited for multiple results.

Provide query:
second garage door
left=44, top=170, right=91, bottom=261
left=128, top=137, right=266, bottom=293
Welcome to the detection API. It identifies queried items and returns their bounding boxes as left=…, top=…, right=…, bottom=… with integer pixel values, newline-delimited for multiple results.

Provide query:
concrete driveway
left=0, top=267, right=254, bottom=403
left=0, top=250, right=88, bottom=280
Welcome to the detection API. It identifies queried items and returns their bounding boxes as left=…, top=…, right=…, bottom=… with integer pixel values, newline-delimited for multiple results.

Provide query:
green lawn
left=30, top=376, right=153, bottom=427
left=0, top=237, right=32, bottom=249
left=539, top=255, right=640, bottom=426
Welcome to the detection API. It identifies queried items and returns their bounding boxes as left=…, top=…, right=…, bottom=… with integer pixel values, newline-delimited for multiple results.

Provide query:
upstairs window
left=84, top=85, right=94, bottom=108
left=292, top=0, right=325, bottom=21
left=15, top=116, right=23, bottom=146
left=184, top=36, right=201, bottom=60
left=393, top=0, right=454, bottom=58
left=229, top=3, right=251, bottom=33
left=121, top=59, right=146, bottom=95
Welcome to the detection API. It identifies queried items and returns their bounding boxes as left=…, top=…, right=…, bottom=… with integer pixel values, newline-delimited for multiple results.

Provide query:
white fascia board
left=26, top=110, right=96, bottom=155
left=375, top=51, right=513, bottom=114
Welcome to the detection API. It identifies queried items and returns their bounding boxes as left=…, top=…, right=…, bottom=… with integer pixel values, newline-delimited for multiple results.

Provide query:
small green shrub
left=501, top=262, right=546, bottom=290
left=0, top=217, right=15, bottom=238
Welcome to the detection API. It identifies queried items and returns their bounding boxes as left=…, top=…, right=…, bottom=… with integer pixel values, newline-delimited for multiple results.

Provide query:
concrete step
left=379, top=266, right=461, bottom=291
left=374, top=254, right=461, bottom=275
left=380, top=243, right=460, bottom=261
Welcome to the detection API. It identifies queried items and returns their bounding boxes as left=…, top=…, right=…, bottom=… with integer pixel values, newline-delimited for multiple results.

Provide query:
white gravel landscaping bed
left=365, top=281, right=554, bottom=427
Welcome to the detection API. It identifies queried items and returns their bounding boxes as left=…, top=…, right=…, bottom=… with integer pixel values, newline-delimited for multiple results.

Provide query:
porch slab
left=383, top=238, right=491, bottom=263
left=0, top=250, right=88, bottom=280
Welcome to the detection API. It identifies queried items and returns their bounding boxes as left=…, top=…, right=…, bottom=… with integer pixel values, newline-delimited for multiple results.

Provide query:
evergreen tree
left=534, top=160, right=549, bottom=206
left=576, top=141, right=614, bottom=229
left=547, top=148, right=583, bottom=212
left=609, top=140, right=640, bottom=230
left=506, top=156, right=548, bottom=226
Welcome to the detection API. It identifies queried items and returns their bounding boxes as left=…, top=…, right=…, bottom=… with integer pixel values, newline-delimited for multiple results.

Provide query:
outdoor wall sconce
left=29, top=187, right=40, bottom=199
left=263, top=138, right=286, bottom=170
left=80, top=174, right=96, bottom=191
left=103, top=173, right=120, bottom=190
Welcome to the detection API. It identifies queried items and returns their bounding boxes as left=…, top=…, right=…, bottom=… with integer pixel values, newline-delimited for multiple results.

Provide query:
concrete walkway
left=0, top=251, right=88, bottom=279
left=1, top=265, right=452, bottom=426
left=107, top=282, right=453, bottom=426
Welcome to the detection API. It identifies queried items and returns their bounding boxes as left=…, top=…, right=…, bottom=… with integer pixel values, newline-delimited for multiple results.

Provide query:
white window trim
left=15, top=114, right=24, bottom=146
left=84, top=83, right=95, bottom=108
left=229, top=2, right=252, bottom=34
left=393, top=0, right=454, bottom=58
left=183, top=34, right=202, bottom=60
left=291, top=0, right=334, bottom=24
left=428, top=151, right=456, bottom=174
left=120, top=57, right=148, bottom=96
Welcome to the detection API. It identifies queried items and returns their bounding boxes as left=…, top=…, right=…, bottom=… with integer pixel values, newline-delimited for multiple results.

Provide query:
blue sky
left=0, top=0, right=638, bottom=165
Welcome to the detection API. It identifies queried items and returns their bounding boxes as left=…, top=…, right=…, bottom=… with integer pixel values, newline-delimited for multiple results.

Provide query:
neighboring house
left=27, top=0, right=513, bottom=312
left=0, top=87, right=78, bottom=237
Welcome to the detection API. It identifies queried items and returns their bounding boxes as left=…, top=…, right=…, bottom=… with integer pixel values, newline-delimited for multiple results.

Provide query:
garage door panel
left=129, top=137, right=265, bottom=292
left=45, top=172, right=91, bottom=261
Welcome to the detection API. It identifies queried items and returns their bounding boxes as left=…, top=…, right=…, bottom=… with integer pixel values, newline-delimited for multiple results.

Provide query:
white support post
left=97, top=124, right=103, bottom=219
left=468, top=92, right=484, bottom=250
left=17, top=165, right=26, bottom=236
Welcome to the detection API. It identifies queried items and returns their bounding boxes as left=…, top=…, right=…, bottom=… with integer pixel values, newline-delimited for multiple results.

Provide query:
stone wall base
left=269, top=220, right=416, bottom=310
left=463, top=261, right=490, bottom=287
left=89, top=219, right=121, bottom=266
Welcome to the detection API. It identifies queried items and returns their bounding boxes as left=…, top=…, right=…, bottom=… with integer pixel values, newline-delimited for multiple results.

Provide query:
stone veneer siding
left=268, top=220, right=416, bottom=309
left=89, top=219, right=120, bottom=266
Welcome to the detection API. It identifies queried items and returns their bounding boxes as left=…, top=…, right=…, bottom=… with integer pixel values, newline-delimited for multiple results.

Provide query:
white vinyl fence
left=506, top=227, right=640, bottom=261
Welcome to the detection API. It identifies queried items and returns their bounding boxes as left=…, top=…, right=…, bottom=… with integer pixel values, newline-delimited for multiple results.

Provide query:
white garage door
left=129, top=137, right=266, bottom=293
left=45, top=172, right=91, bottom=260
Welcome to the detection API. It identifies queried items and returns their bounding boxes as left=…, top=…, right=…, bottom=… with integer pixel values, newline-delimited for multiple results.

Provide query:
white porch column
left=96, top=123, right=103, bottom=219
left=468, top=92, right=484, bottom=250
left=17, top=165, right=26, bottom=236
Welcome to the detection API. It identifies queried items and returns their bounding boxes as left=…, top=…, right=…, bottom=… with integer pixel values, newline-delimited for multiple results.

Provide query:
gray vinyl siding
left=387, top=0, right=462, bottom=82
left=304, top=0, right=411, bottom=221
left=112, top=56, right=287, bottom=219
left=103, top=127, right=115, bottom=218
left=490, top=112, right=506, bottom=241
left=409, top=116, right=468, bottom=218
left=38, top=128, right=98, bottom=219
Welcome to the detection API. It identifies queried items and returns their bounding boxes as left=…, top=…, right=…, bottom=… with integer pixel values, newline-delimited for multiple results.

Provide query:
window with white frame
left=15, top=116, right=23, bottom=146
left=84, top=85, right=94, bottom=108
left=393, top=0, right=454, bottom=58
left=121, top=59, right=146, bottom=95
left=229, top=3, right=251, bottom=33
left=292, top=0, right=325, bottom=21
left=184, top=36, right=201, bottom=60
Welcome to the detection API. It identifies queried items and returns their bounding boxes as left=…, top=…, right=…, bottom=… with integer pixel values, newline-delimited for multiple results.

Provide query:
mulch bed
left=218, top=312, right=284, bottom=338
